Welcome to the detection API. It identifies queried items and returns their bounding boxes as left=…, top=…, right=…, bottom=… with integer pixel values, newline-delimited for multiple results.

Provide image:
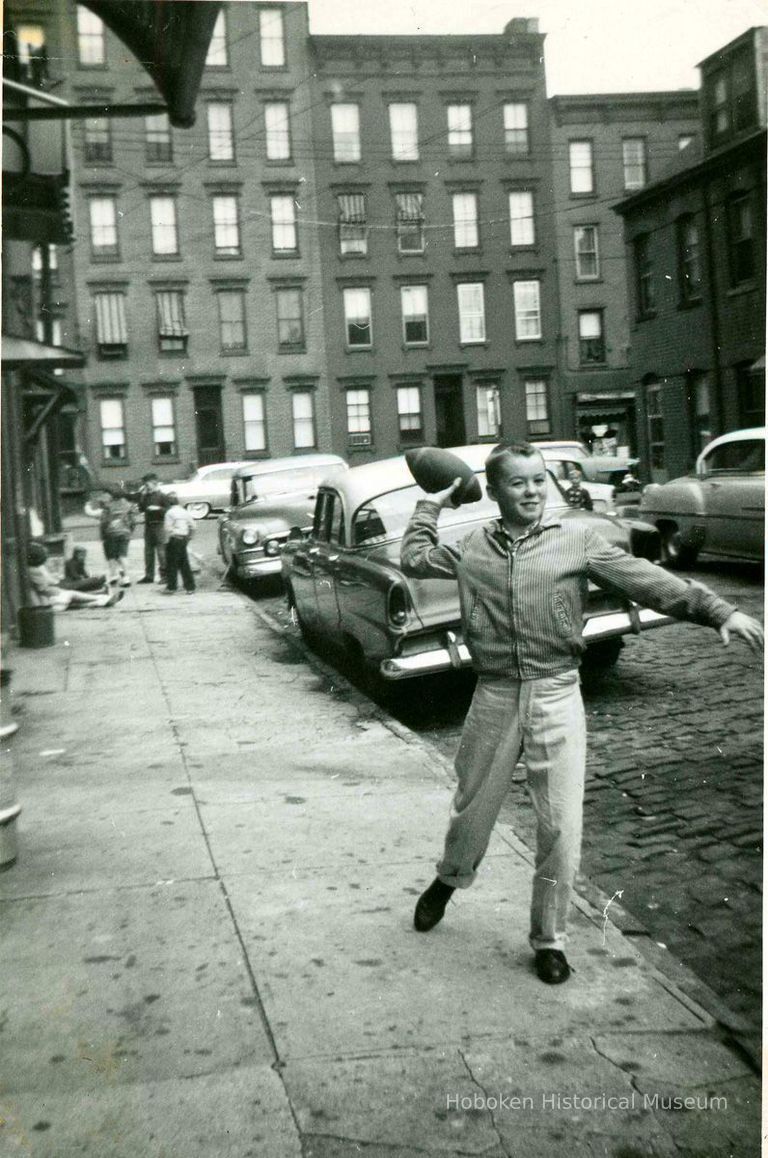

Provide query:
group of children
left=27, top=477, right=198, bottom=611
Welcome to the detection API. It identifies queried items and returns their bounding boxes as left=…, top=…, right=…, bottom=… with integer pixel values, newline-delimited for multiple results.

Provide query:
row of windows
left=567, top=135, right=694, bottom=195
left=75, top=6, right=285, bottom=70
left=97, top=377, right=551, bottom=465
left=632, top=192, right=758, bottom=316
left=76, top=280, right=607, bottom=369
left=87, top=193, right=300, bottom=260
left=89, top=286, right=306, bottom=358
left=97, top=387, right=315, bottom=465
left=86, top=188, right=548, bottom=263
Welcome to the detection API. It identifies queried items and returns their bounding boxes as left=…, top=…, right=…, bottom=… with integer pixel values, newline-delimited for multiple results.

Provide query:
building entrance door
left=433, top=375, right=466, bottom=447
left=193, top=386, right=225, bottom=465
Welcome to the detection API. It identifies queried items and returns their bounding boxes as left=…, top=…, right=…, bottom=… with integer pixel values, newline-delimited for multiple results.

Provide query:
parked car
left=218, top=454, right=348, bottom=582
left=281, top=444, right=671, bottom=685
left=638, top=426, right=765, bottom=566
left=534, top=440, right=640, bottom=492
left=159, top=461, right=251, bottom=519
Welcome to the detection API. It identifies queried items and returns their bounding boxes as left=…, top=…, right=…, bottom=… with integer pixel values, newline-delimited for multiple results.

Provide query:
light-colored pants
left=436, top=671, right=586, bottom=952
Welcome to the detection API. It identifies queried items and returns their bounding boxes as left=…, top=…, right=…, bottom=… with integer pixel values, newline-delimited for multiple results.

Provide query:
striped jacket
left=401, top=501, right=735, bottom=680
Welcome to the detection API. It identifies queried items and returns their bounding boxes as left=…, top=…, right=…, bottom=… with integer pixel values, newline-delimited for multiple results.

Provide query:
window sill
left=100, top=459, right=129, bottom=467
left=90, top=252, right=121, bottom=263
left=402, top=343, right=431, bottom=351
left=278, top=346, right=307, bottom=355
left=271, top=251, right=301, bottom=260
left=397, top=251, right=427, bottom=259
left=454, top=246, right=483, bottom=256
left=345, top=345, right=373, bottom=353
left=458, top=341, right=488, bottom=349
left=158, top=349, right=189, bottom=357
left=214, top=252, right=243, bottom=261
left=676, top=297, right=703, bottom=311
left=152, top=254, right=183, bottom=262
left=574, top=276, right=603, bottom=285
left=727, top=282, right=758, bottom=297
left=152, top=457, right=180, bottom=466
left=514, top=337, right=543, bottom=344
left=578, top=361, right=609, bottom=369
left=207, top=158, right=238, bottom=167
left=568, top=192, right=598, bottom=200
left=338, top=252, right=370, bottom=261
left=220, top=348, right=250, bottom=356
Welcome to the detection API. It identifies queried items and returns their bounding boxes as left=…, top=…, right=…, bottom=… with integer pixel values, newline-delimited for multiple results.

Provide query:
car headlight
left=241, top=529, right=259, bottom=546
left=264, top=539, right=281, bottom=557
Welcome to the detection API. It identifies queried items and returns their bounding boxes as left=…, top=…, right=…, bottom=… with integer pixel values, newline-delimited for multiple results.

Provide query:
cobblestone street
left=250, top=545, right=763, bottom=1035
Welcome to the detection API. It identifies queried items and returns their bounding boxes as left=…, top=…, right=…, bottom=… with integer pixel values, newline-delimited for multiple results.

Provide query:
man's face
left=487, top=452, right=548, bottom=528
left=145, top=479, right=159, bottom=492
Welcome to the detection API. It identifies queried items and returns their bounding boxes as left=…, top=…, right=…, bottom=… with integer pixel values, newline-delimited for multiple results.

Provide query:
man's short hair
left=142, top=472, right=159, bottom=483
left=27, top=541, right=48, bottom=566
left=485, top=441, right=543, bottom=488
left=165, top=491, right=178, bottom=503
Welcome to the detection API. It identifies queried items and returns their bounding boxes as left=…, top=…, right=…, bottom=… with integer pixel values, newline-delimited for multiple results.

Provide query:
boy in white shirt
left=162, top=493, right=196, bottom=594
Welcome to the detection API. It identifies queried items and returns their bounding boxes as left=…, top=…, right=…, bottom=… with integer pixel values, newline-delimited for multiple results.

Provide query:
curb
left=247, top=590, right=759, bottom=1073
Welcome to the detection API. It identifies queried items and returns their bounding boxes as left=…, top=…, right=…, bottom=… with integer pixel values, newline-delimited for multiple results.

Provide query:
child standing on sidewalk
left=84, top=487, right=136, bottom=587
left=162, top=493, right=196, bottom=595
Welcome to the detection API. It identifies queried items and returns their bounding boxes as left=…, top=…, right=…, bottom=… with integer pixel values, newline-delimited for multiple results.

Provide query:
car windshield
left=243, top=464, right=345, bottom=504
left=351, top=472, right=566, bottom=546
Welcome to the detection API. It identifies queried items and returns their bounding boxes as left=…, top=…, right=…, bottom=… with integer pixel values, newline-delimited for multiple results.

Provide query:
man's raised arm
left=401, top=478, right=464, bottom=580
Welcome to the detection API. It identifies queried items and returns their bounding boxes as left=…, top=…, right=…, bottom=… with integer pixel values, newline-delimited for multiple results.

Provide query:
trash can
left=18, top=605, right=55, bottom=649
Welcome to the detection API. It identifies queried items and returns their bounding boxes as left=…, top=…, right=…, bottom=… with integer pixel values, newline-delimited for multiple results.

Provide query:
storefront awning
left=80, top=1, right=222, bottom=128
left=2, top=335, right=86, bottom=370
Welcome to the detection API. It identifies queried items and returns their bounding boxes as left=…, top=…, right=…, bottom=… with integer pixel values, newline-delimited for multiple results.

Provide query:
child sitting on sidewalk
left=61, top=546, right=107, bottom=593
left=27, top=543, right=123, bottom=609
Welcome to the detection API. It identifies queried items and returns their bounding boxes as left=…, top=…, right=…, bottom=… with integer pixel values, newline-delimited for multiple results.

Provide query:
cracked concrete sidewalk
left=0, top=543, right=760, bottom=1157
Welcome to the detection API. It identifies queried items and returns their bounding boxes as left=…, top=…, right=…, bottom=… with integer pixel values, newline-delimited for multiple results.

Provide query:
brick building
left=549, top=91, right=700, bottom=462
left=615, top=28, right=767, bottom=481
left=308, top=20, right=561, bottom=462
left=56, top=0, right=330, bottom=482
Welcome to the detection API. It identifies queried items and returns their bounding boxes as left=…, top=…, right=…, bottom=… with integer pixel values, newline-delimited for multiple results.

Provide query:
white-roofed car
left=218, top=454, right=348, bottom=584
left=281, top=444, right=673, bottom=688
left=638, top=427, right=765, bottom=567
left=158, top=461, right=251, bottom=519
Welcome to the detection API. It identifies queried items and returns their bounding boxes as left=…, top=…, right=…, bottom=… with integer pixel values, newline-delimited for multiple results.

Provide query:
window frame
left=345, top=387, right=373, bottom=448
left=568, top=139, right=594, bottom=194
left=476, top=383, right=501, bottom=439
left=503, top=102, right=529, bottom=155
left=452, top=192, right=479, bottom=250
left=677, top=214, right=702, bottom=303
left=275, top=286, right=305, bottom=351
left=291, top=390, right=317, bottom=450
left=88, top=195, right=119, bottom=259
left=573, top=224, right=600, bottom=281
left=524, top=379, right=550, bottom=436
left=330, top=103, right=361, bottom=163
left=150, top=395, right=177, bottom=459
left=77, top=6, right=105, bottom=66
left=400, top=284, right=430, bottom=347
left=93, top=290, right=128, bottom=358
left=270, top=194, right=298, bottom=255
left=446, top=103, right=473, bottom=159
left=145, top=113, right=172, bottom=163
left=456, top=282, right=486, bottom=345
left=396, top=385, right=423, bottom=443
left=727, top=193, right=756, bottom=285
left=508, top=190, right=535, bottom=247
left=259, top=7, right=285, bottom=68
left=207, top=102, right=235, bottom=162
left=512, top=279, right=542, bottom=342
left=577, top=309, right=606, bottom=365
left=337, top=192, right=368, bottom=256
left=265, top=101, right=291, bottom=161
left=99, top=397, right=126, bottom=462
left=395, top=192, right=425, bottom=254
left=343, top=286, right=373, bottom=349
left=212, top=194, right=241, bottom=257
left=155, top=289, right=188, bottom=354
left=216, top=289, right=248, bottom=353
left=83, top=116, right=112, bottom=163
left=634, top=233, right=655, bottom=316
left=149, top=194, right=179, bottom=258
left=388, top=102, right=419, bottom=162
left=242, top=392, right=267, bottom=453
left=646, top=381, right=665, bottom=473
left=205, top=9, right=228, bottom=67
left=622, top=137, right=647, bottom=190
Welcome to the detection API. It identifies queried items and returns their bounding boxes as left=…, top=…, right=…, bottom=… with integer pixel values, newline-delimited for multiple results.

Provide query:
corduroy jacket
left=401, top=501, right=735, bottom=681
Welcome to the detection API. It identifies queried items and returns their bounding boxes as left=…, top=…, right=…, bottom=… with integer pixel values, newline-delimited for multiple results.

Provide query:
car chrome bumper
left=379, top=608, right=673, bottom=680
left=235, top=556, right=283, bottom=577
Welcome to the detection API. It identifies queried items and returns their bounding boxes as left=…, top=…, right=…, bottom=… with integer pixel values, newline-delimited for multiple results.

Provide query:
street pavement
left=0, top=533, right=761, bottom=1157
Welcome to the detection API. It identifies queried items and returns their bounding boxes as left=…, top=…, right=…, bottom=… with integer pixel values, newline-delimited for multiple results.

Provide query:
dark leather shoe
left=534, top=949, right=571, bottom=984
left=137, top=577, right=154, bottom=584
left=414, top=878, right=454, bottom=932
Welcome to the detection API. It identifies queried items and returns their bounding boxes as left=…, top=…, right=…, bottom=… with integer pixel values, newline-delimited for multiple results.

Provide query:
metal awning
left=2, top=335, right=86, bottom=370
left=81, top=0, right=222, bottom=127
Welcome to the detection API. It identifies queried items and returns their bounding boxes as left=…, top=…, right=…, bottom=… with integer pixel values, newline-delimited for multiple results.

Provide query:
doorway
left=433, top=375, right=466, bottom=447
left=193, top=385, right=225, bottom=465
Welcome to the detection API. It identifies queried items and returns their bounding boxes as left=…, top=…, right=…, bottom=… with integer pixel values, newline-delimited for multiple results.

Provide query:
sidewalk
left=1, top=541, right=759, bottom=1157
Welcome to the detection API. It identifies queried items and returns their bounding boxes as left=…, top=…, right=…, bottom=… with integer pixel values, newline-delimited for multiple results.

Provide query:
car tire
left=186, top=502, right=211, bottom=520
left=286, top=585, right=317, bottom=648
left=583, top=637, right=623, bottom=671
left=659, top=524, right=699, bottom=569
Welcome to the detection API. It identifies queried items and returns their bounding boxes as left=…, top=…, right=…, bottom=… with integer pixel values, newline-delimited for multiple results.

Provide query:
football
left=405, top=447, right=482, bottom=505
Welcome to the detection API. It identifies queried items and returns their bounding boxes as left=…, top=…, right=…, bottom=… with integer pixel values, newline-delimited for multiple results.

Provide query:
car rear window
left=703, top=439, right=765, bottom=474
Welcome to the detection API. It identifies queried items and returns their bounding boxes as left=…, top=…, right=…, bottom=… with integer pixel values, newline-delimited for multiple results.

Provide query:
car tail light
left=387, top=582, right=410, bottom=626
